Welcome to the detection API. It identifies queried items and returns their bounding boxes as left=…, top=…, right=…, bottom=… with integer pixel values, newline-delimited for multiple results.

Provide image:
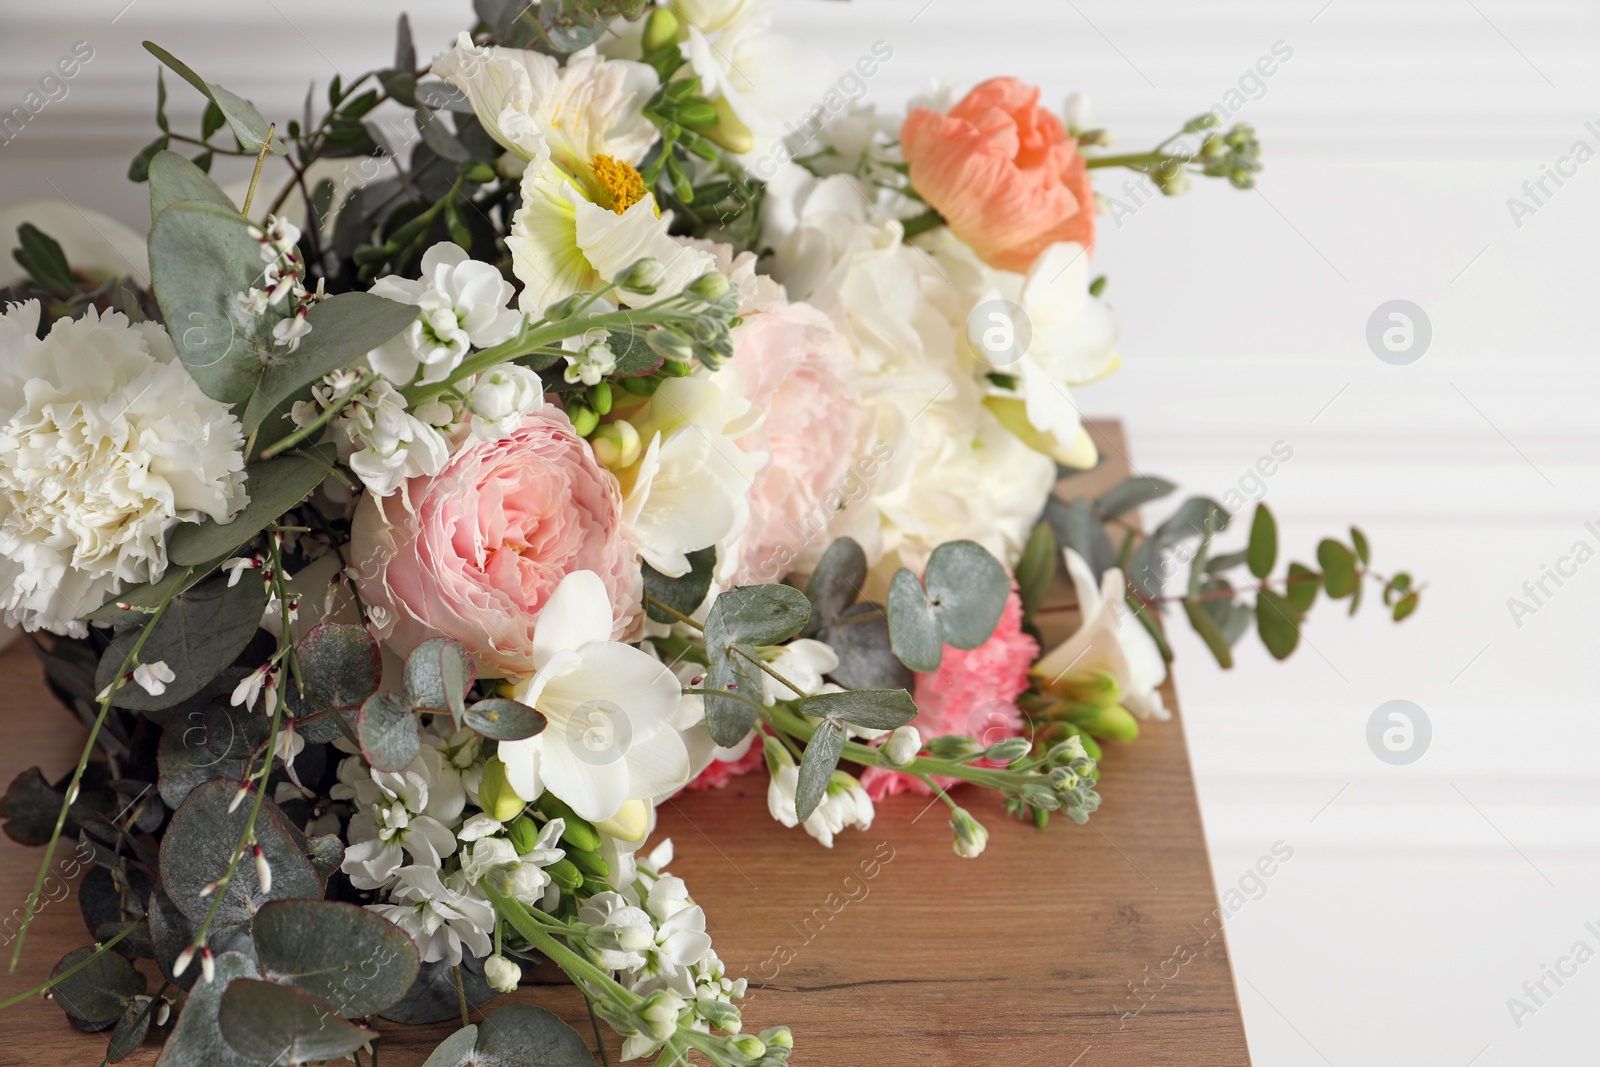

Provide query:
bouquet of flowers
left=0, top=3, right=1420, bottom=1063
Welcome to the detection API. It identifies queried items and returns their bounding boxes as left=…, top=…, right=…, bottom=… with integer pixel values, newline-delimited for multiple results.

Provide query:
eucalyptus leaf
left=422, top=1004, right=595, bottom=1067
left=886, top=540, right=1010, bottom=672
left=219, top=979, right=376, bottom=1064
left=794, top=719, right=846, bottom=822
left=95, top=575, right=267, bottom=712
left=1317, top=539, right=1358, bottom=598
left=152, top=951, right=259, bottom=1067
left=702, top=584, right=811, bottom=747
left=297, top=622, right=383, bottom=712
left=1256, top=589, right=1301, bottom=660
left=358, top=691, right=421, bottom=772
left=49, top=946, right=146, bottom=1028
left=821, top=603, right=912, bottom=691
left=253, top=900, right=420, bottom=1018
left=1205, top=548, right=1249, bottom=574
left=802, top=537, right=867, bottom=633
left=1014, top=520, right=1058, bottom=622
left=404, top=637, right=475, bottom=718
left=14, top=223, right=74, bottom=295
left=166, top=444, right=335, bottom=565
left=463, top=698, right=546, bottom=741
left=1051, top=498, right=1115, bottom=582
left=159, top=781, right=319, bottom=926
left=1286, top=562, right=1320, bottom=614
left=1247, top=504, right=1277, bottom=580
left=1093, top=474, right=1177, bottom=520
left=642, top=545, right=715, bottom=624
left=415, top=80, right=473, bottom=112
left=142, top=43, right=285, bottom=154
left=382, top=956, right=499, bottom=1024
left=886, top=568, right=941, bottom=673
left=1183, top=597, right=1234, bottom=669
left=149, top=150, right=234, bottom=217
left=106, top=997, right=153, bottom=1061
left=1393, top=591, right=1420, bottom=621
left=801, top=689, right=917, bottom=732
left=1129, top=497, right=1229, bottom=601
left=1351, top=526, right=1371, bottom=566
left=156, top=669, right=267, bottom=807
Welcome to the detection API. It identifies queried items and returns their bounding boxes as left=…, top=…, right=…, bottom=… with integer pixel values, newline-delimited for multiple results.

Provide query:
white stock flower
left=368, top=243, right=522, bottom=387
left=309, top=378, right=449, bottom=497
left=0, top=303, right=248, bottom=635
left=1034, top=548, right=1169, bottom=721
left=579, top=890, right=655, bottom=971
left=132, top=661, right=175, bottom=696
left=767, top=763, right=874, bottom=848
left=484, top=954, right=522, bottom=993
left=368, top=865, right=494, bottom=966
left=432, top=34, right=659, bottom=173
left=498, top=570, right=689, bottom=822
left=761, top=639, right=837, bottom=704
left=620, top=374, right=763, bottom=578
left=467, top=363, right=544, bottom=441
left=337, top=747, right=467, bottom=890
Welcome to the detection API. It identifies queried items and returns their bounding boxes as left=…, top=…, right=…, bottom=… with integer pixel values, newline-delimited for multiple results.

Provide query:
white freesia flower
left=620, top=374, right=763, bottom=578
left=367, top=243, right=522, bottom=387
left=767, top=760, right=874, bottom=848
left=432, top=33, right=659, bottom=173
left=679, top=0, right=833, bottom=164
left=466, top=363, right=544, bottom=441
left=336, top=747, right=467, bottom=890
left=1034, top=548, right=1169, bottom=721
left=368, top=865, right=494, bottom=966
left=509, top=165, right=716, bottom=317
left=0, top=303, right=248, bottom=635
left=498, top=570, right=689, bottom=821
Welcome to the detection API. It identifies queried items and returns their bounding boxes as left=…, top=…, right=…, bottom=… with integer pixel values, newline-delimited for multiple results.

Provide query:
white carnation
left=0, top=302, right=247, bottom=635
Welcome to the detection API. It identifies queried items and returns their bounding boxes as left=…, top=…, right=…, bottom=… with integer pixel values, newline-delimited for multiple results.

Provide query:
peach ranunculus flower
left=349, top=407, right=641, bottom=677
left=900, top=77, right=1096, bottom=274
left=727, top=299, right=865, bottom=587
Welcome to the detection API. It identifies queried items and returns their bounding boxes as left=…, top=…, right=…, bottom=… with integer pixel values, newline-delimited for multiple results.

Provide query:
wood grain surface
left=0, top=422, right=1250, bottom=1066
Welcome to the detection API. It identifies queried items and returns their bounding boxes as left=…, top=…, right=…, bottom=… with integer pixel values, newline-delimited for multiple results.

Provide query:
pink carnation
left=686, top=739, right=766, bottom=791
left=862, top=586, right=1037, bottom=800
left=350, top=408, right=640, bottom=677
left=728, top=300, right=864, bottom=586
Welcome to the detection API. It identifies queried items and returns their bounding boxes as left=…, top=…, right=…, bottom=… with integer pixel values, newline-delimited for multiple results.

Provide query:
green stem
left=258, top=373, right=378, bottom=459
left=9, top=588, right=180, bottom=970
left=1085, top=150, right=1174, bottom=169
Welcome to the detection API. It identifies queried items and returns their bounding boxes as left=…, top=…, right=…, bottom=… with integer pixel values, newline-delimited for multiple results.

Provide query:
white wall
left=3, top=2, right=1598, bottom=1063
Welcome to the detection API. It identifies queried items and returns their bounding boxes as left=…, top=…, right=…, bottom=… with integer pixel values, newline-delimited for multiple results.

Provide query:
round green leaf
left=923, top=540, right=1010, bottom=650
left=887, top=567, right=941, bottom=673
left=358, top=691, right=421, bottom=772
left=404, top=637, right=475, bottom=716
left=803, top=537, right=867, bottom=632
left=159, top=781, right=319, bottom=926
left=253, top=900, right=420, bottom=1018
left=218, top=979, right=376, bottom=1065
left=1393, top=591, right=1420, bottom=621
left=643, top=545, right=717, bottom=624
left=49, top=946, right=145, bottom=1028
left=1247, top=504, right=1277, bottom=580
left=464, top=698, right=546, bottom=741
left=1286, top=562, right=1321, bottom=614
left=421, top=1004, right=593, bottom=1067
left=1256, top=590, right=1301, bottom=660
left=297, top=622, right=382, bottom=712
left=153, top=950, right=260, bottom=1067
left=106, top=997, right=154, bottom=1061
left=1317, top=539, right=1358, bottom=598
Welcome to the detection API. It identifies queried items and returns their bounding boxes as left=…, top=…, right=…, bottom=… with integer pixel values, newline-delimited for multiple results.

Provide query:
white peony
left=0, top=302, right=247, bottom=635
left=367, top=242, right=522, bottom=387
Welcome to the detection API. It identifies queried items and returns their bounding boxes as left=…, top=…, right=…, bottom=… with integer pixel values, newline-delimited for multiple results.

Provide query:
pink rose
left=862, top=586, right=1037, bottom=800
left=350, top=408, right=641, bottom=677
left=728, top=301, right=864, bottom=586
left=901, top=77, right=1095, bottom=274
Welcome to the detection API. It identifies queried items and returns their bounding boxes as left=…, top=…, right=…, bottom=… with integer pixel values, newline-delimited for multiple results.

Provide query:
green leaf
left=200, top=100, right=225, bottom=141
left=151, top=951, right=259, bottom=1067
left=95, top=575, right=267, bottom=712
left=1183, top=597, right=1234, bottom=669
left=1052, top=498, right=1115, bottom=582
left=803, top=537, right=867, bottom=632
left=49, top=946, right=146, bottom=1027
left=84, top=555, right=233, bottom=624
left=166, top=445, right=334, bottom=565
left=1247, top=504, right=1277, bottom=580
left=240, top=292, right=420, bottom=435
left=702, top=584, right=811, bottom=746
left=422, top=1004, right=595, bottom=1067
left=1393, top=591, right=1420, bottom=621
left=1015, top=520, right=1058, bottom=622
left=155, top=68, right=169, bottom=131
left=403, top=638, right=475, bottom=719
left=149, top=150, right=235, bottom=218
left=107, top=997, right=153, bottom=1061
left=1350, top=526, right=1371, bottom=566
left=358, top=691, right=421, bottom=772
left=800, top=689, right=917, bottom=731
left=1129, top=497, right=1229, bottom=600
left=395, top=13, right=417, bottom=70
left=382, top=958, right=499, bottom=1025
left=1093, top=475, right=1177, bottom=520
left=128, top=135, right=170, bottom=183
left=642, top=545, right=716, bottom=624
left=1197, top=578, right=1251, bottom=647
left=219, top=980, right=376, bottom=1064
left=417, top=108, right=473, bottom=162
left=253, top=900, right=421, bottom=1018
left=13, top=222, right=75, bottom=295
left=155, top=669, right=268, bottom=807
left=821, top=603, right=912, bottom=692
left=2, top=767, right=72, bottom=846
left=159, top=781, right=318, bottom=926
left=885, top=540, right=1011, bottom=672
left=463, top=698, right=546, bottom=741
left=1255, top=589, right=1301, bottom=660
left=296, top=622, right=383, bottom=712
left=1384, top=572, right=1413, bottom=606
left=794, top=720, right=846, bottom=822
left=1317, top=539, right=1358, bottom=598
left=1205, top=548, right=1249, bottom=573
left=142, top=43, right=285, bottom=154
left=1286, top=562, right=1320, bottom=614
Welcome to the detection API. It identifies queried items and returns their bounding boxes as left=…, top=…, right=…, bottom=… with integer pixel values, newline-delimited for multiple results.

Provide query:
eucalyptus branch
left=0, top=920, right=141, bottom=1008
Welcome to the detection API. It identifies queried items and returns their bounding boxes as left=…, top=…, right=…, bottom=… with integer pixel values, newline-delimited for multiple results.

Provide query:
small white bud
left=253, top=846, right=272, bottom=894
left=154, top=999, right=171, bottom=1026
left=172, top=946, right=194, bottom=977
left=884, top=726, right=922, bottom=767
left=484, top=954, right=522, bottom=993
left=200, top=947, right=216, bottom=984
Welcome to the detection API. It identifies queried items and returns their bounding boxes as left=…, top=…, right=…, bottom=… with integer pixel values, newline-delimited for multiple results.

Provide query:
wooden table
left=0, top=423, right=1251, bottom=1066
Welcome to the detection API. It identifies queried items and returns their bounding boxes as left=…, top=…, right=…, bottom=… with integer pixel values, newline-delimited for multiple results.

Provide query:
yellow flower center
left=590, top=154, right=651, bottom=216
